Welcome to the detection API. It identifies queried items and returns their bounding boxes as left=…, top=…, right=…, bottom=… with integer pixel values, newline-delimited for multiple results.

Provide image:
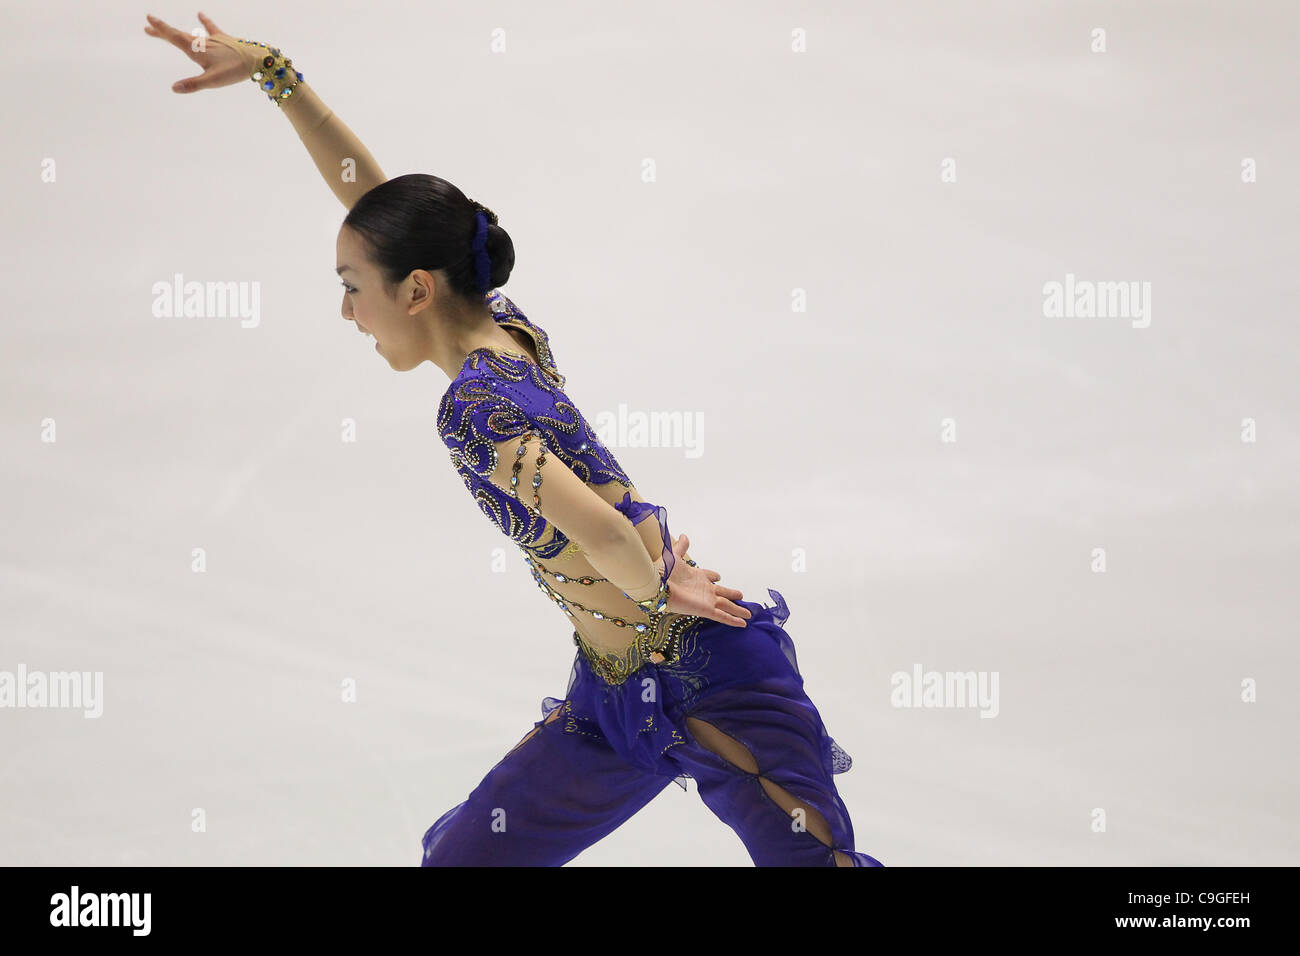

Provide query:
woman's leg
left=656, top=615, right=885, bottom=867
left=420, top=702, right=674, bottom=866
left=674, top=715, right=880, bottom=866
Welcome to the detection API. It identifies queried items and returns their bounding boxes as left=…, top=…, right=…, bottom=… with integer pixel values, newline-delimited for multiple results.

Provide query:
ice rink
left=2, top=1, right=1297, bottom=865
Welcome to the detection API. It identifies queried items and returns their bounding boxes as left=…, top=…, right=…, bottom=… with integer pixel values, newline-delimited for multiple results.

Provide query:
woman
left=145, top=12, right=884, bottom=867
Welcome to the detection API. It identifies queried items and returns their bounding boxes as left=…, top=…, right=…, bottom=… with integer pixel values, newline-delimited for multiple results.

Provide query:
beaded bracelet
left=624, top=576, right=669, bottom=615
left=229, top=37, right=303, bottom=106
left=624, top=557, right=696, bottom=612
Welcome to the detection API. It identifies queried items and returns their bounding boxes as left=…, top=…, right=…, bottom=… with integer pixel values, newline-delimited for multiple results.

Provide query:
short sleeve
left=440, top=374, right=665, bottom=593
left=440, top=375, right=532, bottom=480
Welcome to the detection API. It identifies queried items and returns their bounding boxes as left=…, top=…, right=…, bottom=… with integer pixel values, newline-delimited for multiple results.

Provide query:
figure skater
left=145, top=12, right=884, bottom=867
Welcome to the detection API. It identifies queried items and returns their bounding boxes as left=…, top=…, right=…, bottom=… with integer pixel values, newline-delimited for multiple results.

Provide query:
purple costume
left=420, top=291, right=884, bottom=866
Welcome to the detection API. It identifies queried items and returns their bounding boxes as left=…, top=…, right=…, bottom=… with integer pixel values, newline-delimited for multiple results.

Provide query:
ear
left=406, top=269, right=438, bottom=313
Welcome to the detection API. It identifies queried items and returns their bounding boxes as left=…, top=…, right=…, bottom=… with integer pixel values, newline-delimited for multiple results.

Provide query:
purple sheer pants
left=420, top=589, right=884, bottom=867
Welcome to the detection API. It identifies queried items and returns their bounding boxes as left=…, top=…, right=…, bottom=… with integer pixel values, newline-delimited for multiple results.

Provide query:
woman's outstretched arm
left=145, top=13, right=386, bottom=210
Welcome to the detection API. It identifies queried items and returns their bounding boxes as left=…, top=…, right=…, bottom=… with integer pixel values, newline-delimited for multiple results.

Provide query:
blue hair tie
left=470, top=209, right=491, bottom=295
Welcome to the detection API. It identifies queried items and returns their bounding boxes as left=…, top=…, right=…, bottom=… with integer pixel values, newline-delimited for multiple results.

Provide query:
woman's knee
left=685, top=715, right=847, bottom=863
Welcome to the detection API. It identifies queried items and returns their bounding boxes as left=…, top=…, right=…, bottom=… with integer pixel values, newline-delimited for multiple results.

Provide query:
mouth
left=357, top=324, right=374, bottom=338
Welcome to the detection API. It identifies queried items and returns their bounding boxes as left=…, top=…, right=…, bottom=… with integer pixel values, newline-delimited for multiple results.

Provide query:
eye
left=340, top=281, right=357, bottom=294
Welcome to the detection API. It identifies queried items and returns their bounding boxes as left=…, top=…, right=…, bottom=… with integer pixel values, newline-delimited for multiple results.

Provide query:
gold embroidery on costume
left=445, top=366, right=630, bottom=489
left=661, top=729, right=686, bottom=756
left=570, top=615, right=705, bottom=687
left=440, top=291, right=691, bottom=649
left=484, top=291, right=566, bottom=389
left=559, top=700, right=604, bottom=741
left=654, top=624, right=713, bottom=713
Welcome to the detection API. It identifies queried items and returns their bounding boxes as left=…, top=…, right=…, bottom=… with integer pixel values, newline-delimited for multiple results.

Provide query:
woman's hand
left=143, top=12, right=255, bottom=94
left=664, top=533, right=752, bottom=627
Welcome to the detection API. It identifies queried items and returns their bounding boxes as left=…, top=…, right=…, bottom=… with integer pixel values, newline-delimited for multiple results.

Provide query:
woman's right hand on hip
left=143, top=12, right=258, bottom=94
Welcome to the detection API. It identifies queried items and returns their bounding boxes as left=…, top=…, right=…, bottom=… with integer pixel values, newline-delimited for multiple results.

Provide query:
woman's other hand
left=143, top=12, right=255, bottom=94
left=664, top=534, right=752, bottom=627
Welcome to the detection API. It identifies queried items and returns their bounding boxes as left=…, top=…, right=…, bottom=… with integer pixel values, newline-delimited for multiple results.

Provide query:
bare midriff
left=523, top=481, right=699, bottom=657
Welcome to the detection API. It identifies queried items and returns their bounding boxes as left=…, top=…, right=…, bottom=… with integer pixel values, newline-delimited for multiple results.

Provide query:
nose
left=341, top=290, right=353, bottom=321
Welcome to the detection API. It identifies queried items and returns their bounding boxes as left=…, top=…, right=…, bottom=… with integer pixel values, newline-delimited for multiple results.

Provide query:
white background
left=1, top=0, right=1297, bottom=865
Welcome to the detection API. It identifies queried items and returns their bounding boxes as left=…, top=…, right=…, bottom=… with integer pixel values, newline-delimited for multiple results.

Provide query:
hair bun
left=341, top=174, right=515, bottom=301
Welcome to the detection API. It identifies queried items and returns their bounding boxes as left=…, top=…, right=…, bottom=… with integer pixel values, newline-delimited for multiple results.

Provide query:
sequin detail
left=438, top=292, right=671, bottom=643
left=570, top=613, right=706, bottom=687
left=483, top=290, right=565, bottom=389
left=522, top=549, right=654, bottom=633
left=230, top=38, right=302, bottom=106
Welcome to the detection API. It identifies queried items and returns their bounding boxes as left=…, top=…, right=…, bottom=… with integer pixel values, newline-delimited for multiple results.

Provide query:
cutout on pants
left=685, top=715, right=854, bottom=867
left=503, top=705, right=566, bottom=760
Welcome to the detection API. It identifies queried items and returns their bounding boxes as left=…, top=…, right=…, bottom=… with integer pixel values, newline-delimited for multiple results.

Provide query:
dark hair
left=341, top=173, right=515, bottom=303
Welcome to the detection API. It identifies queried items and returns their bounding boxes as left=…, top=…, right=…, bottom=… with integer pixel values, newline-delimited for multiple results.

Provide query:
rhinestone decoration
left=232, top=37, right=304, bottom=107
left=508, top=428, right=548, bottom=515
left=435, top=291, right=707, bottom=680
left=522, top=550, right=653, bottom=633
left=568, top=613, right=704, bottom=687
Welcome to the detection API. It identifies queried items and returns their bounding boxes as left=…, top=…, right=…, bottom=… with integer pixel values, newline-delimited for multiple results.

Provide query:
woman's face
left=335, top=225, right=431, bottom=371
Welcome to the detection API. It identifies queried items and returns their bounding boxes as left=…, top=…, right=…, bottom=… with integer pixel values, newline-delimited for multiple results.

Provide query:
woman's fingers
left=667, top=535, right=752, bottom=623
left=196, top=12, right=225, bottom=37
left=718, top=597, right=751, bottom=621
left=714, top=583, right=744, bottom=602
left=714, top=607, right=749, bottom=627
left=172, top=73, right=213, bottom=94
left=145, top=14, right=198, bottom=55
left=145, top=14, right=244, bottom=93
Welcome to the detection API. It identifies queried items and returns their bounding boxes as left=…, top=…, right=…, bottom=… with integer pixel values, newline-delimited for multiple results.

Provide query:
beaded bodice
left=437, top=290, right=700, bottom=670
left=437, top=290, right=629, bottom=557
